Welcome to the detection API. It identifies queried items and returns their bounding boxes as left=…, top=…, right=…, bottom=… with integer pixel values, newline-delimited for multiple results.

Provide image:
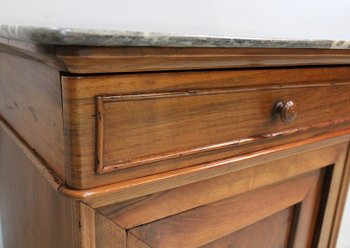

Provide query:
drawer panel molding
left=96, top=83, right=350, bottom=174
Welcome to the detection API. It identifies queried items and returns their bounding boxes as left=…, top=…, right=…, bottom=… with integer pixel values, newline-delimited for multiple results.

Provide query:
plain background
left=0, top=0, right=349, bottom=247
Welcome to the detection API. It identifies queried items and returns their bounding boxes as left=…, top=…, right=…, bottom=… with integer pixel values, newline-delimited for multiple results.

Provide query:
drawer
left=62, top=67, right=350, bottom=189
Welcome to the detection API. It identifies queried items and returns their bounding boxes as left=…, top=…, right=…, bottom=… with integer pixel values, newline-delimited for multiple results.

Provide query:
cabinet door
left=124, top=144, right=349, bottom=248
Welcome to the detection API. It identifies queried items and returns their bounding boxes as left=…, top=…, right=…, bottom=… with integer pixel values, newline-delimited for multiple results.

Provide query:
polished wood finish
left=128, top=170, right=326, bottom=247
left=96, top=85, right=349, bottom=173
left=63, top=66, right=350, bottom=189
left=328, top=150, right=350, bottom=248
left=98, top=143, right=348, bottom=229
left=56, top=46, right=350, bottom=74
left=80, top=203, right=96, bottom=248
left=0, top=126, right=78, bottom=248
left=65, top=128, right=350, bottom=208
left=0, top=50, right=65, bottom=179
left=1, top=41, right=350, bottom=247
left=201, top=207, right=295, bottom=248
left=127, top=233, right=150, bottom=248
left=4, top=39, right=350, bottom=74
left=95, top=211, right=126, bottom=248
left=2, top=107, right=349, bottom=211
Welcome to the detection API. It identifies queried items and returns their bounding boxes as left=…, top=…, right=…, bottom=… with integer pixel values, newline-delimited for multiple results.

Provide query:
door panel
left=201, top=206, right=295, bottom=248
left=129, top=169, right=326, bottom=247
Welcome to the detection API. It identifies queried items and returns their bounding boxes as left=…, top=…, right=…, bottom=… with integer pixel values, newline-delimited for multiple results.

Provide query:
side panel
left=0, top=125, right=79, bottom=248
left=0, top=50, right=65, bottom=179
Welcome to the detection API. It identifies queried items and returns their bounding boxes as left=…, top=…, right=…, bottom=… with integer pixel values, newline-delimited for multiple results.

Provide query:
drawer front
left=97, top=85, right=350, bottom=173
left=62, top=67, right=350, bottom=188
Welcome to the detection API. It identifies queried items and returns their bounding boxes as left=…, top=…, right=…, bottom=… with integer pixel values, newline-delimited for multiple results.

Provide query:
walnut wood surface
left=96, top=84, right=350, bottom=174
left=63, top=66, right=350, bottom=189
left=98, top=143, right=348, bottom=229
left=4, top=41, right=350, bottom=74
left=2, top=107, right=349, bottom=213
left=200, top=207, right=295, bottom=248
left=95, top=211, right=127, bottom=248
left=127, top=233, right=151, bottom=248
left=316, top=142, right=350, bottom=247
left=56, top=46, right=350, bottom=74
left=129, top=170, right=325, bottom=247
left=80, top=203, right=96, bottom=248
left=1, top=42, right=350, bottom=247
left=0, top=50, right=65, bottom=179
left=330, top=148, right=350, bottom=247
left=65, top=128, right=350, bottom=208
left=0, top=125, right=79, bottom=248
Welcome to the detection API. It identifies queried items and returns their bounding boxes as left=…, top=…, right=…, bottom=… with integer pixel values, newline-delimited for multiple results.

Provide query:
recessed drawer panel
left=96, top=84, right=350, bottom=174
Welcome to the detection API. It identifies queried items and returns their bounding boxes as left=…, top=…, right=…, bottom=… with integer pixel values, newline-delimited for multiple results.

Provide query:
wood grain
left=1, top=41, right=350, bottom=247
left=96, top=84, right=350, bottom=174
left=330, top=145, right=350, bottom=248
left=95, top=211, right=126, bottom=248
left=0, top=125, right=79, bottom=248
left=0, top=50, right=65, bottom=179
left=288, top=167, right=329, bottom=247
left=62, top=66, right=350, bottom=189
left=98, top=143, right=347, bottom=229
left=62, top=128, right=350, bottom=208
left=0, top=116, right=64, bottom=190
left=56, top=46, right=350, bottom=74
left=0, top=40, right=67, bottom=71
left=3, top=111, right=348, bottom=213
left=6, top=42, right=350, bottom=74
left=200, top=207, right=295, bottom=248
left=129, top=171, right=324, bottom=247
left=127, top=233, right=151, bottom=248
left=80, top=203, right=96, bottom=248
left=317, top=142, right=350, bottom=247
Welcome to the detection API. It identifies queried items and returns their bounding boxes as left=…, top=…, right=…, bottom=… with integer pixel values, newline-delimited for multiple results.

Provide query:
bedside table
left=1, top=25, right=350, bottom=247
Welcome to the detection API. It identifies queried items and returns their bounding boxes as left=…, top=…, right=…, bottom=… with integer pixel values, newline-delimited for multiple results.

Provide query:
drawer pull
left=274, top=101, right=297, bottom=123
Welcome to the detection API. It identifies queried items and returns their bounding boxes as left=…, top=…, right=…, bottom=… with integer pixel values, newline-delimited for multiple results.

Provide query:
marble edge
left=1, top=24, right=350, bottom=49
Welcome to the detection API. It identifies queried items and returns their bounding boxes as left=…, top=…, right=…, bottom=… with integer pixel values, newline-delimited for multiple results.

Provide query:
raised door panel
left=128, top=169, right=326, bottom=247
left=92, top=142, right=349, bottom=247
left=201, top=206, right=295, bottom=248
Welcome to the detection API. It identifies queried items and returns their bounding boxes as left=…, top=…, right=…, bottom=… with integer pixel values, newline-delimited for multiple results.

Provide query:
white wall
left=338, top=190, right=350, bottom=248
left=0, top=1, right=350, bottom=247
left=0, top=0, right=350, bottom=39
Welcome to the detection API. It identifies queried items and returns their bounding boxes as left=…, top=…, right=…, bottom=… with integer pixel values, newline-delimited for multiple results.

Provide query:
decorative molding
left=56, top=47, right=350, bottom=74
left=95, top=83, right=350, bottom=175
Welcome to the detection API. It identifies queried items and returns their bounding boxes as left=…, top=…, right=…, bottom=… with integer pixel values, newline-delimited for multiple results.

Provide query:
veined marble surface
left=1, top=24, right=350, bottom=49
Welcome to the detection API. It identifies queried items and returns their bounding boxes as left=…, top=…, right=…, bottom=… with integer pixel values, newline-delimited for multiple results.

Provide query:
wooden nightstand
left=1, top=26, right=350, bottom=247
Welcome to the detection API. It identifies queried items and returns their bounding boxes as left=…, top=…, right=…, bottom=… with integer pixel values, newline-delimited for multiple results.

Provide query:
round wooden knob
left=273, top=101, right=297, bottom=123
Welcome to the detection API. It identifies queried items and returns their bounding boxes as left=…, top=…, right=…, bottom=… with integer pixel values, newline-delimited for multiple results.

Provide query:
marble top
left=1, top=24, right=350, bottom=49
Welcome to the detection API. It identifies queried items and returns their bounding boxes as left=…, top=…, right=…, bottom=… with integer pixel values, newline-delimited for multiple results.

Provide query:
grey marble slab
left=1, top=24, right=350, bottom=49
